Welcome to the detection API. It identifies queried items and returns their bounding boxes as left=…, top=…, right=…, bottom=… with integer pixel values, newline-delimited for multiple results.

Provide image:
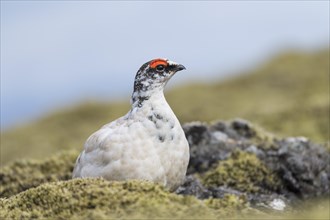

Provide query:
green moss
left=293, top=199, right=330, bottom=220
left=0, top=178, right=218, bottom=219
left=0, top=150, right=77, bottom=198
left=202, top=151, right=281, bottom=193
left=205, top=194, right=258, bottom=217
left=1, top=179, right=328, bottom=220
left=0, top=153, right=258, bottom=219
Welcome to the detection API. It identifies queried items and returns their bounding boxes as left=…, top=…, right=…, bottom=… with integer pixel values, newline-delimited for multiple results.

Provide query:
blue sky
left=1, top=1, right=329, bottom=129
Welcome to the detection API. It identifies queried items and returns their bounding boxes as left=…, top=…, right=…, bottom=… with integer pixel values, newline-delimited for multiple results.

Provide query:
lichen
left=201, top=151, right=281, bottom=193
left=0, top=178, right=218, bottom=219
left=0, top=150, right=77, bottom=198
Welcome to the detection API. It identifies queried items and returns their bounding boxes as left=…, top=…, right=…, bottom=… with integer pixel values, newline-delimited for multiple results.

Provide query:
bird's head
left=134, top=58, right=186, bottom=91
left=131, top=58, right=186, bottom=107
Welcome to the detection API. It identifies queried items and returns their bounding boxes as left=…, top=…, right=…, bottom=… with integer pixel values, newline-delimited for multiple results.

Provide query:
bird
left=72, top=58, right=190, bottom=191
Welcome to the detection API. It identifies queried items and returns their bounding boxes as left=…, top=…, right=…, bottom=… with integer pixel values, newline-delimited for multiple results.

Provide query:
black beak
left=172, top=64, right=186, bottom=72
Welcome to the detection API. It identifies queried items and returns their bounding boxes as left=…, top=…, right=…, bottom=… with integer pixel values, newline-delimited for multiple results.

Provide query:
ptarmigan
left=72, top=58, right=190, bottom=191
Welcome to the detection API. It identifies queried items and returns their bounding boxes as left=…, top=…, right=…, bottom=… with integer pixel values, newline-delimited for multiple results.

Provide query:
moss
left=0, top=153, right=259, bottom=219
left=0, top=150, right=77, bottom=198
left=204, top=194, right=260, bottom=217
left=293, top=199, right=330, bottom=220
left=0, top=178, right=218, bottom=219
left=202, top=151, right=281, bottom=193
left=1, top=178, right=328, bottom=220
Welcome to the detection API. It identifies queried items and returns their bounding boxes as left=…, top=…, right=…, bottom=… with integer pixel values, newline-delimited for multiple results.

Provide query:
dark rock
left=181, top=120, right=330, bottom=207
left=209, top=186, right=244, bottom=198
left=183, top=122, right=211, bottom=145
left=231, top=119, right=257, bottom=139
left=175, top=175, right=212, bottom=199
left=184, top=122, right=231, bottom=174
left=269, top=137, right=330, bottom=199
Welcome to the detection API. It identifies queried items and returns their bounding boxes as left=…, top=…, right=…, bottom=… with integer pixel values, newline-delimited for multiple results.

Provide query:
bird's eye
left=156, top=65, right=165, bottom=72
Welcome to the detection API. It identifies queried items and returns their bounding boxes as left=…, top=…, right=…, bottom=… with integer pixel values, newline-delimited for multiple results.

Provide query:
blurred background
left=1, top=1, right=329, bottom=164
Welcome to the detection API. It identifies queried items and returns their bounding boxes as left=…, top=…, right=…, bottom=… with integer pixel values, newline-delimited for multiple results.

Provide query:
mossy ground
left=201, top=151, right=281, bottom=193
left=0, top=178, right=251, bottom=219
left=0, top=148, right=252, bottom=218
left=0, top=152, right=329, bottom=219
left=0, top=131, right=329, bottom=219
left=0, top=150, right=77, bottom=198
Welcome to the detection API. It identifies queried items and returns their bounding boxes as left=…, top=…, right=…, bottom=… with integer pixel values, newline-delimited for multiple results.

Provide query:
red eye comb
left=150, top=59, right=168, bottom=69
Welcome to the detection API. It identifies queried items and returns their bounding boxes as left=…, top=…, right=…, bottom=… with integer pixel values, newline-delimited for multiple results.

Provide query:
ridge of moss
left=201, top=151, right=281, bottom=193
left=0, top=178, right=217, bottom=219
left=1, top=177, right=328, bottom=219
left=0, top=150, right=78, bottom=198
left=0, top=153, right=257, bottom=219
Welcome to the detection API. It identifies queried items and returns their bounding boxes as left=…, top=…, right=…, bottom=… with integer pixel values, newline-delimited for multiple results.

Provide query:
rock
left=270, top=137, right=330, bottom=199
left=181, top=119, right=330, bottom=206
left=175, top=175, right=212, bottom=199
left=268, top=198, right=286, bottom=211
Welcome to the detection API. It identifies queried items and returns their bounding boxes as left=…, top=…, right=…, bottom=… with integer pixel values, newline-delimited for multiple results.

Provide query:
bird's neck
left=130, top=87, right=165, bottom=109
left=129, top=87, right=178, bottom=126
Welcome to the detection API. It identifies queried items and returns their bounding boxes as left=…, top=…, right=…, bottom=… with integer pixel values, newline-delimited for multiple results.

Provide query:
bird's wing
left=72, top=117, right=123, bottom=178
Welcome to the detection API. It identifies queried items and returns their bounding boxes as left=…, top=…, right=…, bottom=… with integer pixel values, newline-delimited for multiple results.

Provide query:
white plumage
left=72, top=59, right=189, bottom=191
